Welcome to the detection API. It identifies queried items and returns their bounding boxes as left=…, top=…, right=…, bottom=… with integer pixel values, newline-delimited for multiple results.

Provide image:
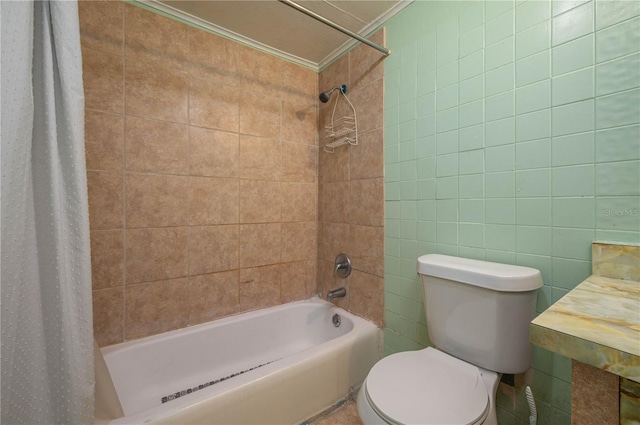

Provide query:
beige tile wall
left=317, top=30, right=386, bottom=326
left=81, top=1, right=319, bottom=346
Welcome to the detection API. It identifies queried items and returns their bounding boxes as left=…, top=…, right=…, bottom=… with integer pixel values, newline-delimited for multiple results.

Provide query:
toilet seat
left=365, top=347, right=489, bottom=425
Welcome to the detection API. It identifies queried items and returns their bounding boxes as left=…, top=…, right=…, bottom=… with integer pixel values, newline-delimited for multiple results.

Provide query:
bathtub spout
left=327, top=287, right=346, bottom=302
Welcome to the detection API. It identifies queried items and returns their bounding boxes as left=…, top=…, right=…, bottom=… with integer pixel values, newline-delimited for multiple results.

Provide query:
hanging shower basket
left=323, top=85, right=358, bottom=153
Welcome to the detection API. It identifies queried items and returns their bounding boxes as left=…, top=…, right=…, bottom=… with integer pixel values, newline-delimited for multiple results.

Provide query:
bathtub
left=97, top=297, right=382, bottom=425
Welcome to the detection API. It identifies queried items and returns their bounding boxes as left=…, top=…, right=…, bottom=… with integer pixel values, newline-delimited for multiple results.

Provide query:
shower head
left=319, top=85, right=347, bottom=103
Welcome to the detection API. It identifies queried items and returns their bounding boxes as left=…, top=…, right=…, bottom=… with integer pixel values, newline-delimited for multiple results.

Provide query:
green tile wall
left=383, top=1, right=640, bottom=423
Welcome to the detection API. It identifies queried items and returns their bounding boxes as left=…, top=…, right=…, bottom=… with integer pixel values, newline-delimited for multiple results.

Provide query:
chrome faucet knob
left=333, top=253, right=351, bottom=278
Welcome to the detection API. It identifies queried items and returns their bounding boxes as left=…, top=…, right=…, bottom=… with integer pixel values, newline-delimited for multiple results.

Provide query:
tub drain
left=332, top=313, right=341, bottom=327
left=161, top=358, right=279, bottom=404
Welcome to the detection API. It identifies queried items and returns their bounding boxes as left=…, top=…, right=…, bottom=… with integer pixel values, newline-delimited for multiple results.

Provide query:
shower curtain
left=1, top=1, right=94, bottom=423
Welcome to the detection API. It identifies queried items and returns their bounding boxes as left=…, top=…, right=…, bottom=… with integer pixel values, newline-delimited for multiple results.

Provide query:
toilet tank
left=417, top=254, right=543, bottom=374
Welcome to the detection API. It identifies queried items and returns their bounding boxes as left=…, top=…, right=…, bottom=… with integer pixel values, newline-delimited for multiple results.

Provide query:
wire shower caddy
left=323, top=85, right=358, bottom=153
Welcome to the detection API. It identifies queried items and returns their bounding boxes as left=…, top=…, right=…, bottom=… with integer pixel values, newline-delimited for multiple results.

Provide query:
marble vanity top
left=530, top=243, right=640, bottom=382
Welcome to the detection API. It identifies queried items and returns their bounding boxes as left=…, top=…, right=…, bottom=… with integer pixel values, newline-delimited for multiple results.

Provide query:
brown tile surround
left=317, top=29, right=386, bottom=327
left=80, top=0, right=384, bottom=346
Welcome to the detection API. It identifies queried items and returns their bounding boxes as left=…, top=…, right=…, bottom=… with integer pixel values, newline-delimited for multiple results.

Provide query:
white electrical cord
left=525, top=386, right=537, bottom=425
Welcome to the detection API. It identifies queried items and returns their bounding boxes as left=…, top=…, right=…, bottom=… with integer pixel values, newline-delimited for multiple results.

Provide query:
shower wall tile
left=350, top=30, right=385, bottom=90
left=239, top=223, right=282, bottom=268
left=282, top=101, right=317, bottom=145
left=189, top=177, right=239, bottom=225
left=281, top=259, right=316, bottom=303
left=90, top=229, right=124, bottom=290
left=84, top=110, right=124, bottom=171
left=321, top=222, right=351, bottom=261
left=124, top=60, right=189, bottom=123
left=123, top=3, right=189, bottom=71
left=350, top=129, right=384, bottom=180
left=323, top=181, right=351, bottom=224
left=188, top=127, right=239, bottom=178
left=82, top=48, right=123, bottom=114
left=281, top=61, right=317, bottom=103
left=350, top=178, right=385, bottom=227
left=351, top=78, right=384, bottom=134
left=318, top=54, right=350, bottom=99
left=189, top=78, right=239, bottom=132
left=239, top=135, right=282, bottom=180
left=239, top=180, right=281, bottom=223
left=319, top=143, right=350, bottom=183
left=281, top=222, right=318, bottom=262
left=236, top=45, right=283, bottom=97
left=281, top=142, right=317, bottom=183
left=187, top=27, right=238, bottom=85
left=239, top=91, right=281, bottom=138
left=188, top=225, right=239, bottom=274
left=189, top=271, right=239, bottom=325
left=78, top=0, right=123, bottom=56
left=92, top=287, right=124, bottom=346
left=126, top=227, right=189, bottom=283
left=349, top=225, right=385, bottom=277
left=281, top=182, right=317, bottom=222
left=125, top=278, right=190, bottom=340
left=124, top=116, right=188, bottom=174
left=87, top=171, right=124, bottom=229
left=239, top=264, right=282, bottom=311
left=350, top=270, right=384, bottom=325
left=125, top=174, right=189, bottom=228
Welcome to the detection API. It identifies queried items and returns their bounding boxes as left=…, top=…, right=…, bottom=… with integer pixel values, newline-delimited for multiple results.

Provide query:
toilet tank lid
left=417, top=254, right=543, bottom=292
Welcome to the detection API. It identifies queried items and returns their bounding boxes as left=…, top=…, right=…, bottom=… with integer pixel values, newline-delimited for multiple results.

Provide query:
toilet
left=357, top=254, right=543, bottom=425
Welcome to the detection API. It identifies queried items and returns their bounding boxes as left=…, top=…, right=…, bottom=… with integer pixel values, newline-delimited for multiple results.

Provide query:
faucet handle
left=333, top=253, right=351, bottom=278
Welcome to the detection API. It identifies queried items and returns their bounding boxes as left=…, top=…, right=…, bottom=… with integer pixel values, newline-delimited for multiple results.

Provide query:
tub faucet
left=327, top=287, right=346, bottom=302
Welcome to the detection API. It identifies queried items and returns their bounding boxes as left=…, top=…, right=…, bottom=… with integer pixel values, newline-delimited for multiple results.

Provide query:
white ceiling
left=138, top=0, right=412, bottom=70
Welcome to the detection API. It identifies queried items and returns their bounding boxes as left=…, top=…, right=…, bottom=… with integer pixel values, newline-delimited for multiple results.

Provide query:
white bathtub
left=98, top=297, right=382, bottom=425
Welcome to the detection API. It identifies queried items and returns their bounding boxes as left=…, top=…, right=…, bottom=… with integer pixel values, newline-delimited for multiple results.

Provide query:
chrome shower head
left=319, top=84, right=347, bottom=103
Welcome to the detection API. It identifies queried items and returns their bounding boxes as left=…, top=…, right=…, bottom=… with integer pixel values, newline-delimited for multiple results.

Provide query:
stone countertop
left=530, top=274, right=640, bottom=382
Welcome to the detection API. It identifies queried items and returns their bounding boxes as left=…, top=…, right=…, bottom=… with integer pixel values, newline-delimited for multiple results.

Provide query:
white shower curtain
left=1, top=1, right=94, bottom=423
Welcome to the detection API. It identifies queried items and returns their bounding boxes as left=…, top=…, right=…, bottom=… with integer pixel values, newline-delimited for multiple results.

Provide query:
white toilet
left=358, top=254, right=543, bottom=425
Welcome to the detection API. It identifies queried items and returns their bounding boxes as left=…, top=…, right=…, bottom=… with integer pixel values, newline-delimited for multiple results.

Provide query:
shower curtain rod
left=278, top=0, right=391, bottom=56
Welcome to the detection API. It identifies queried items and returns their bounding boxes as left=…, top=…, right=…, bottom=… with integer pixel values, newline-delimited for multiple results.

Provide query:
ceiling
left=138, top=0, right=412, bottom=71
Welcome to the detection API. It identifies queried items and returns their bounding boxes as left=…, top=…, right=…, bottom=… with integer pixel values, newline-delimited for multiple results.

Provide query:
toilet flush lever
left=333, top=253, right=351, bottom=278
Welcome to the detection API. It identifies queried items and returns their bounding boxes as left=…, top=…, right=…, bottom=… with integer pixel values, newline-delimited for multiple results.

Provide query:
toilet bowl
left=357, top=254, right=542, bottom=425
left=357, top=347, right=499, bottom=425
